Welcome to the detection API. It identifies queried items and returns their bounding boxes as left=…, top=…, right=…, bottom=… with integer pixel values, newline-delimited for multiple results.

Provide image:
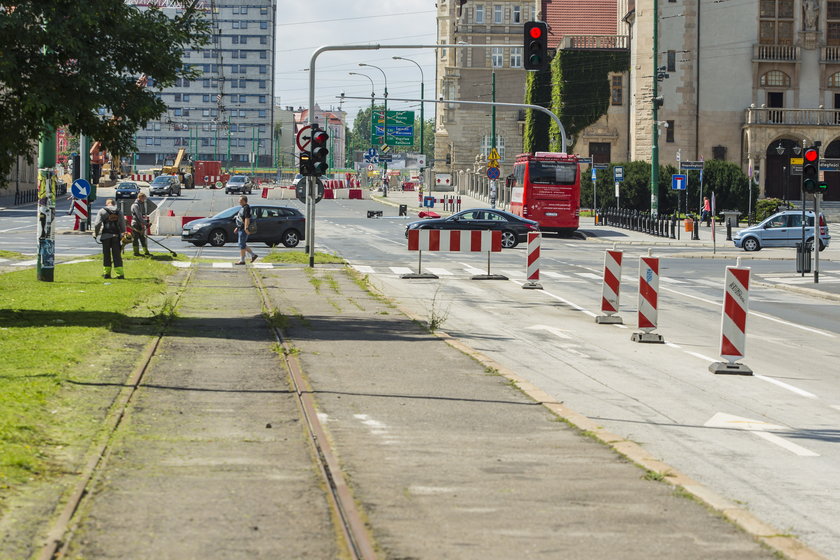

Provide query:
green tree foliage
left=682, top=160, right=758, bottom=216
left=0, top=1, right=210, bottom=180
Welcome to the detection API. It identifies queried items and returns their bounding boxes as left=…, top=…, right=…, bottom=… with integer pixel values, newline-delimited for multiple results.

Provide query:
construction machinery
left=161, top=148, right=195, bottom=189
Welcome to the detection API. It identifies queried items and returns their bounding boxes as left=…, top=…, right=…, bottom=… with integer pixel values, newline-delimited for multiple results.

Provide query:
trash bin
left=796, top=242, right=812, bottom=273
left=398, top=204, right=407, bottom=217
left=721, top=210, right=740, bottom=228
left=684, top=217, right=694, bottom=233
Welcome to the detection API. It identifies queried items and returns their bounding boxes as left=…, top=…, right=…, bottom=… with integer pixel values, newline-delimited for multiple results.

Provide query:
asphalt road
left=3, top=187, right=840, bottom=558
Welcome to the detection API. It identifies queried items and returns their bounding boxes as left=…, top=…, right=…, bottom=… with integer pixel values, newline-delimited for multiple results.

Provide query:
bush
left=755, top=198, right=793, bottom=222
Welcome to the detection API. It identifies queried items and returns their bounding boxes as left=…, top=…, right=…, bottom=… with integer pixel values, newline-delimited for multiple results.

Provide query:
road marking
left=660, top=277, right=687, bottom=284
left=754, top=374, right=817, bottom=399
left=575, top=272, right=602, bottom=280
left=12, top=259, right=37, bottom=267
left=526, top=324, right=573, bottom=339
left=427, top=267, right=453, bottom=276
left=501, top=269, right=526, bottom=278
left=390, top=266, right=413, bottom=275
left=704, top=412, right=819, bottom=457
left=212, top=262, right=233, bottom=268
left=458, top=262, right=485, bottom=275
left=509, top=279, right=598, bottom=318
left=60, top=259, right=93, bottom=265
left=352, top=265, right=375, bottom=274
left=252, top=262, right=273, bottom=269
left=0, top=226, right=31, bottom=233
left=0, top=258, right=8, bottom=263
left=541, top=271, right=571, bottom=279
left=172, top=262, right=192, bottom=268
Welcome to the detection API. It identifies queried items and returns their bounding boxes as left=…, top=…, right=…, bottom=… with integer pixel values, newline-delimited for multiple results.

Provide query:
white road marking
left=526, top=324, right=573, bottom=339
left=212, top=262, right=233, bottom=268
left=660, top=277, right=688, bottom=284
left=501, top=269, right=526, bottom=278
left=252, top=262, right=273, bottom=269
left=427, top=267, right=453, bottom=276
left=390, top=266, right=414, bottom=275
left=60, top=259, right=93, bottom=265
left=754, top=374, right=818, bottom=399
left=11, top=259, right=37, bottom=267
left=458, top=262, right=485, bottom=275
left=0, top=226, right=31, bottom=233
left=509, top=279, right=598, bottom=318
left=704, top=412, right=819, bottom=457
left=352, top=265, right=375, bottom=274
left=0, top=258, right=8, bottom=263
left=541, top=271, right=571, bottom=279
left=575, top=272, right=603, bottom=280
left=171, top=262, right=192, bottom=268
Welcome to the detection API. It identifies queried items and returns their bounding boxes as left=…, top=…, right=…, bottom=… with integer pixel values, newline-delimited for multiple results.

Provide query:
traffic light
left=311, top=126, right=329, bottom=176
left=803, top=146, right=819, bottom=194
left=523, top=21, right=548, bottom=71
left=299, top=150, right=313, bottom=176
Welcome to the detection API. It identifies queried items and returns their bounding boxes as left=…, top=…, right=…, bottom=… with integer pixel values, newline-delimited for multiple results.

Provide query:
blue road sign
left=614, top=166, right=624, bottom=182
left=577, top=157, right=593, bottom=164
left=592, top=163, right=609, bottom=170
left=679, top=161, right=704, bottom=170
left=487, top=166, right=501, bottom=180
left=71, top=179, right=91, bottom=199
left=591, top=168, right=597, bottom=181
left=671, top=174, right=687, bottom=190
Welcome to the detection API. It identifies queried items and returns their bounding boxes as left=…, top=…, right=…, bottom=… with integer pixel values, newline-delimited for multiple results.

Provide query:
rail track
left=37, top=255, right=376, bottom=560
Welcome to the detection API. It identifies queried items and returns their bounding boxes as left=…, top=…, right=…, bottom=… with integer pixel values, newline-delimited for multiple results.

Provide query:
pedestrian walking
left=130, top=192, right=152, bottom=256
left=702, top=196, right=711, bottom=226
left=93, top=198, right=126, bottom=279
left=234, top=195, right=258, bottom=265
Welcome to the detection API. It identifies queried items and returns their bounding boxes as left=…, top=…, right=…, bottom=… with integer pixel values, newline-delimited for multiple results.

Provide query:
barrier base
left=709, top=361, right=753, bottom=376
left=596, top=315, right=623, bottom=324
left=401, top=272, right=439, bottom=279
left=522, top=281, right=543, bottom=290
left=471, top=274, right=508, bottom=281
left=631, top=332, right=664, bottom=343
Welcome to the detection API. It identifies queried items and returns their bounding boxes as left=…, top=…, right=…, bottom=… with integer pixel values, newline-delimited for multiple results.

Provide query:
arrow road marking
left=704, top=412, right=819, bottom=457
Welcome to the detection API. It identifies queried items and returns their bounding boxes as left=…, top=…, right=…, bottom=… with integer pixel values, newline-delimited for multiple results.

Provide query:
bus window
left=528, top=161, right=577, bottom=185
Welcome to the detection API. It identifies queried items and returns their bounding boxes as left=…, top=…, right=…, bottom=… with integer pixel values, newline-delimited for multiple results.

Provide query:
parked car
left=405, top=208, right=539, bottom=248
left=181, top=204, right=305, bottom=248
left=115, top=181, right=140, bottom=199
left=149, top=174, right=181, bottom=197
left=733, top=210, right=830, bottom=251
left=225, top=175, right=254, bottom=195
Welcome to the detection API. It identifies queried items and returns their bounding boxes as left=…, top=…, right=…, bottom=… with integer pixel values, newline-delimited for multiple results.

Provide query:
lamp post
left=359, top=63, right=389, bottom=192
left=349, top=72, right=376, bottom=152
left=392, top=56, right=425, bottom=163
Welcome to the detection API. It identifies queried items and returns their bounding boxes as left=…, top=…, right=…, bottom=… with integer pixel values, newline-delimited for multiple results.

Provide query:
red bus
left=509, top=152, right=580, bottom=234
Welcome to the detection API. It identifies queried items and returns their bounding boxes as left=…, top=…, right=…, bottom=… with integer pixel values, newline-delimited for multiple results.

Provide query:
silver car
left=149, top=175, right=181, bottom=197
left=733, top=210, right=830, bottom=251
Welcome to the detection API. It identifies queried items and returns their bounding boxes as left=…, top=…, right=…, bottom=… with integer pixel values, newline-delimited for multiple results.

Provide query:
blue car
left=733, top=210, right=830, bottom=251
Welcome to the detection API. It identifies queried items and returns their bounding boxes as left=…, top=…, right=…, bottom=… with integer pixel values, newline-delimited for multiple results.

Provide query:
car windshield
left=151, top=176, right=171, bottom=185
left=229, top=176, right=247, bottom=184
left=119, top=183, right=137, bottom=189
left=211, top=206, right=241, bottom=219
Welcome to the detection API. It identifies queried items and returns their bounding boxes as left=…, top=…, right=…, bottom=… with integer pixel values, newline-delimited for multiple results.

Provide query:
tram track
left=37, top=253, right=376, bottom=560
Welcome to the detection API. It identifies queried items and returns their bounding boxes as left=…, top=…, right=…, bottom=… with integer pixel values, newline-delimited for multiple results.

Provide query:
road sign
left=380, top=154, right=393, bottom=162
left=294, top=177, right=324, bottom=204
left=613, top=166, right=624, bottom=182
left=679, top=161, right=704, bottom=170
left=364, top=148, right=378, bottom=163
left=591, top=168, right=597, bottom=181
left=373, top=110, right=414, bottom=146
left=487, top=166, right=501, bottom=179
left=295, top=125, right=312, bottom=151
left=577, top=157, right=593, bottom=164
left=791, top=164, right=803, bottom=176
left=488, top=147, right=501, bottom=162
left=71, top=179, right=91, bottom=199
left=820, top=158, right=840, bottom=172
left=367, top=164, right=374, bottom=171
left=671, top=174, right=687, bottom=190
left=381, top=144, right=390, bottom=154
left=592, top=163, right=609, bottom=170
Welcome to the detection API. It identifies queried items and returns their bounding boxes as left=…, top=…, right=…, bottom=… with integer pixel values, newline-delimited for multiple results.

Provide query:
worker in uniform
left=93, top=198, right=126, bottom=279
left=130, top=192, right=152, bottom=256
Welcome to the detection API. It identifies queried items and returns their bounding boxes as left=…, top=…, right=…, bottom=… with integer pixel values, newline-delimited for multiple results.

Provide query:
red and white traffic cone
left=710, top=266, right=753, bottom=375
left=631, top=256, right=665, bottom=343
left=523, top=232, right=542, bottom=289
left=596, top=250, right=623, bottom=324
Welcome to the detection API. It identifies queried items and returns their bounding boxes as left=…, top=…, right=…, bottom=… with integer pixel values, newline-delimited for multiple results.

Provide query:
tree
left=0, top=1, right=210, bottom=181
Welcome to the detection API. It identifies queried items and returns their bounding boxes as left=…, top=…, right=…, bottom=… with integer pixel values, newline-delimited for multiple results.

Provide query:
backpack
left=103, top=209, right=120, bottom=234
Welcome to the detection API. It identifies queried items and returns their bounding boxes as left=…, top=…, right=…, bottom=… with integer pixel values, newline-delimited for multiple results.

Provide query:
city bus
left=509, top=152, right=580, bottom=234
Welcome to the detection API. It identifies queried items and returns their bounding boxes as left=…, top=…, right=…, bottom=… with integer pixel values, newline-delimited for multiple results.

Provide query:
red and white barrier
left=408, top=229, right=502, bottom=252
left=596, top=250, right=623, bottom=324
left=523, top=232, right=542, bottom=289
left=403, top=229, right=506, bottom=280
left=710, top=267, right=753, bottom=375
left=631, top=256, right=664, bottom=343
left=71, top=198, right=88, bottom=230
left=128, top=174, right=154, bottom=182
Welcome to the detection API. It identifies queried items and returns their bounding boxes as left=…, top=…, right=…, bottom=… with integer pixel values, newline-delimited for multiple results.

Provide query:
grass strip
left=261, top=250, right=345, bottom=265
left=0, top=255, right=177, bottom=501
left=0, top=250, right=25, bottom=260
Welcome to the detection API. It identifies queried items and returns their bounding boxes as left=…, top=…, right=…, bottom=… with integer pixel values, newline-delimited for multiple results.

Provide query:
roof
left=543, top=0, right=617, bottom=48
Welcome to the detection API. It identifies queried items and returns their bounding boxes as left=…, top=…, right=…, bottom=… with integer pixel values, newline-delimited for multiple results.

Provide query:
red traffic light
left=529, top=27, right=543, bottom=39
left=312, top=129, right=329, bottom=146
left=804, top=148, right=818, bottom=162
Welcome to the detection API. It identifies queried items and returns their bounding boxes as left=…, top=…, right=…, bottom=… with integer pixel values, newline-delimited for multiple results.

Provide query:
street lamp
left=392, top=56, right=425, bottom=164
left=359, top=63, right=390, bottom=192
left=349, top=72, right=376, bottom=153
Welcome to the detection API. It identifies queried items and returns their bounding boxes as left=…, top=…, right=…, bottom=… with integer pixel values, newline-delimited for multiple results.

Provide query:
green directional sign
left=372, top=110, right=414, bottom=146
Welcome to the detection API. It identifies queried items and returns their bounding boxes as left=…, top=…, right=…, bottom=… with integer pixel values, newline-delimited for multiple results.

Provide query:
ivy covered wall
left=523, top=49, right=630, bottom=153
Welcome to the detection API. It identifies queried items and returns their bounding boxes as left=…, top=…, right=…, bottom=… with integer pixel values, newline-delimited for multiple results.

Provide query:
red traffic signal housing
left=523, top=21, right=549, bottom=71
left=529, top=26, right=543, bottom=39
left=310, top=127, right=330, bottom=176
left=804, top=148, right=819, bottom=163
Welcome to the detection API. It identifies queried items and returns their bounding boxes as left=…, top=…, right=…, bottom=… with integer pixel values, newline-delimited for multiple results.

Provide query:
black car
left=181, top=204, right=305, bottom=248
left=115, top=181, right=141, bottom=199
left=405, top=208, right=539, bottom=248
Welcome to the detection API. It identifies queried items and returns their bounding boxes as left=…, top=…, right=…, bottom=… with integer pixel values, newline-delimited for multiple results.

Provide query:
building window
left=512, top=6, right=521, bottom=23
left=760, top=70, right=791, bottom=87
left=712, top=145, right=727, bottom=160
left=240, top=79, right=247, bottom=88
left=759, top=0, right=794, bottom=45
left=481, top=135, right=505, bottom=161
left=475, top=5, right=484, bottom=23
left=203, top=94, right=210, bottom=102
left=183, top=94, right=190, bottom=102
left=611, top=75, right=623, bottom=105
left=510, top=47, right=522, bottom=67
left=829, top=72, right=840, bottom=87
left=260, top=50, right=267, bottom=59
left=174, top=93, right=182, bottom=102
left=232, top=36, right=239, bottom=44
left=259, top=95, right=266, bottom=104
left=232, top=50, right=239, bottom=59
left=260, top=36, right=268, bottom=45
left=240, top=21, right=248, bottom=30
left=494, top=5, right=503, bottom=23
left=260, top=21, right=268, bottom=29
left=589, top=142, right=611, bottom=164
left=829, top=2, right=840, bottom=45
left=666, top=120, right=675, bottom=143
left=261, top=7, right=268, bottom=15
left=491, top=47, right=503, bottom=67
left=667, top=50, right=676, bottom=72
left=232, top=21, right=239, bottom=29
left=240, top=36, right=248, bottom=45
left=259, top=65, right=267, bottom=74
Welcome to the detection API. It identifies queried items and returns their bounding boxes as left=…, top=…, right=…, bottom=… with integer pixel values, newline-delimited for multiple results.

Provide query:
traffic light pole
left=650, top=0, right=660, bottom=216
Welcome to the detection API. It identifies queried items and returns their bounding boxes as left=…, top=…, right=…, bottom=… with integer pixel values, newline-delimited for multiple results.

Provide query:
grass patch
left=0, top=250, right=25, bottom=260
left=0, top=258, right=177, bottom=498
left=261, top=250, right=345, bottom=265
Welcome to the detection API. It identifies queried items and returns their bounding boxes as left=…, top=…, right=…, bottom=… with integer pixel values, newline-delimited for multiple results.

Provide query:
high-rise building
left=129, top=0, right=276, bottom=169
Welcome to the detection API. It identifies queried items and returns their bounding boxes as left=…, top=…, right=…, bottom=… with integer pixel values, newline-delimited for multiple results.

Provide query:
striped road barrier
left=710, top=267, right=753, bottom=375
left=631, top=256, right=665, bottom=343
left=596, top=250, right=623, bottom=324
left=523, top=232, right=542, bottom=289
left=403, top=229, right=505, bottom=280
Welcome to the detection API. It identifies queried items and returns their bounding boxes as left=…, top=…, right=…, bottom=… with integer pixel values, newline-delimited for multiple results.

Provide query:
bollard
left=670, top=215, right=677, bottom=239
left=692, top=217, right=700, bottom=240
left=457, top=196, right=462, bottom=211
left=726, top=221, right=732, bottom=241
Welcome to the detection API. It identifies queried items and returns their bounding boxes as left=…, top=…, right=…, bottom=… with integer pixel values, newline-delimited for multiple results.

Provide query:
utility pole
left=36, top=128, right=56, bottom=282
left=650, top=0, right=660, bottom=216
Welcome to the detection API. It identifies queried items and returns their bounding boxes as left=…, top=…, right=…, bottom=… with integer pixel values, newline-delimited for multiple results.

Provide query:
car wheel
left=191, top=241, right=207, bottom=247
left=281, top=229, right=301, bottom=248
left=209, top=229, right=227, bottom=247
left=500, top=230, right=518, bottom=249
left=742, top=237, right=760, bottom=251
left=225, top=189, right=230, bottom=195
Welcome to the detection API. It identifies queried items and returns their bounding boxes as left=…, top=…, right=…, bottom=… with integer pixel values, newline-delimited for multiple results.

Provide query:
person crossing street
left=130, top=192, right=152, bottom=256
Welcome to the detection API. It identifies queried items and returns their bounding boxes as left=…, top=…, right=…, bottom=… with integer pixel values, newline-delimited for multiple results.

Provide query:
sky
left=274, top=0, right=438, bottom=128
